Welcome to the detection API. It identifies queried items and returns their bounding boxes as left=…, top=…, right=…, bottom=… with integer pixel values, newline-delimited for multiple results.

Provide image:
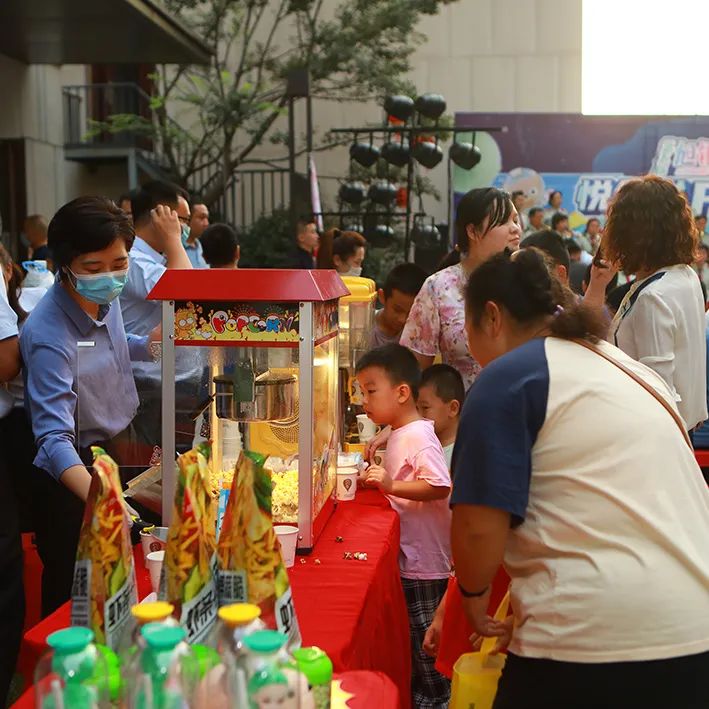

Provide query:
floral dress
left=400, top=263, right=481, bottom=389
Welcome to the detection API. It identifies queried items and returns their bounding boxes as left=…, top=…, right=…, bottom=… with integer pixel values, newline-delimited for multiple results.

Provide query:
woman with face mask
left=20, top=196, right=156, bottom=616
left=316, top=228, right=367, bottom=276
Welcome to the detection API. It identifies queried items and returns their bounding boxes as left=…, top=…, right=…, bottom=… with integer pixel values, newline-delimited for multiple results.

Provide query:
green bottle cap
left=243, top=630, right=287, bottom=655
left=47, top=627, right=94, bottom=653
left=96, top=645, right=121, bottom=701
left=293, top=647, right=333, bottom=685
left=141, top=623, right=185, bottom=649
left=192, top=644, right=220, bottom=679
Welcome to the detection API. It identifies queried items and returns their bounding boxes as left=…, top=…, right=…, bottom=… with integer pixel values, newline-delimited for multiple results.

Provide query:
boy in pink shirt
left=356, top=344, right=452, bottom=708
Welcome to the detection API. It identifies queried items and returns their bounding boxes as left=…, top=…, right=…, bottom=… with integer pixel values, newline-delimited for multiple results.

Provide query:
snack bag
left=71, top=447, right=138, bottom=651
left=162, top=443, right=218, bottom=644
left=217, top=451, right=301, bottom=648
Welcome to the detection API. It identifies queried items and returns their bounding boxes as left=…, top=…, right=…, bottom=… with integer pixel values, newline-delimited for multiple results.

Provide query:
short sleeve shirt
left=384, top=419, right=452, bottom=580
left=451, top=337, right=709, bottom=663
left=400, top=264, right=481, bottom=389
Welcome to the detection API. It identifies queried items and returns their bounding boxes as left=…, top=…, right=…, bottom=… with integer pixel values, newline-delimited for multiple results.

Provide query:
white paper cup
left=146, top=550, right=165, bottom=594
left=373, top=449, right=386, bottom=467
left=356, top=414, right=380, bottom=442
left=142, top=526, right=167, bottom=559
left=336, top=468, right=358, bottom=501
left=140, top=528, right=155, bottom=560
left=274, top=525, right=299, bottom=568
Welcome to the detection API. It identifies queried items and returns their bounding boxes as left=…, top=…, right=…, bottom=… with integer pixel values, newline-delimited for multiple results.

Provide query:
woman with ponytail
left=448, top=248, right=709, bottom=709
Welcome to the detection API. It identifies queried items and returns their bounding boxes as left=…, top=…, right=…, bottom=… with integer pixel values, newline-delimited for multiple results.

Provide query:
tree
left=92, top=0, right=457, bottom=206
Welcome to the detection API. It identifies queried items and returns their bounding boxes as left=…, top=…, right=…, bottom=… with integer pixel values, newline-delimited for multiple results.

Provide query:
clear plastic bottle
left=243, top=630, right=311, bottom=709
left=123, top=623, right=200, bottom=709
left=292, top=647, right=333, bottom=709
left=193, top=603, right=264, bottom=709
left=34, top=627, right=112, bottom=709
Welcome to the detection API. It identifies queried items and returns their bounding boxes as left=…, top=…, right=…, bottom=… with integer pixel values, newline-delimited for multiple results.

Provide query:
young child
left=416, top=364, right=465, bottom=469
left=369, top=263, right=428, bottom=349
left=356, top=344, right=452, bottom=708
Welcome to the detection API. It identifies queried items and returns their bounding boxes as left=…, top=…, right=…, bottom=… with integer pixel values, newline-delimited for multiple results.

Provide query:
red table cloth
left=15, top=489, right=410, bottom=708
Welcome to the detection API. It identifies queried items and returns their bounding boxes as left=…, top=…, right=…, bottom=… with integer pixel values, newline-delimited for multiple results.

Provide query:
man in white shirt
left=185, top=202, right=209, bottom=269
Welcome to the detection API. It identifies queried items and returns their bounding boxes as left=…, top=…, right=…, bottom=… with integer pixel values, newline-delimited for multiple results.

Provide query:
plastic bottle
left=124, top=623, right=199, bottom=709
left=292, top=647, right=333, bottom=709
left=34, top=627, right=112, bottom=709
left=243, top=630, right=311, bottom=709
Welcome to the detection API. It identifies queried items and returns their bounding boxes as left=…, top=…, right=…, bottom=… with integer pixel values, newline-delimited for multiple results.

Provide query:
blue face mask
left=181, top=224, right=191, bottom=246
left=67, top=268, right=129, bottom=305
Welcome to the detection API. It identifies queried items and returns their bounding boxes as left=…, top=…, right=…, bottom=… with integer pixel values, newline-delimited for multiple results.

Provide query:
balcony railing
left=63, top=83, right=156, bottom=152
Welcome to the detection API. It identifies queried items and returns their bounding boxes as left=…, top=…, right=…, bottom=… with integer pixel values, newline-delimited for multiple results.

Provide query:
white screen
left=582, top=0, right=709, bottom=115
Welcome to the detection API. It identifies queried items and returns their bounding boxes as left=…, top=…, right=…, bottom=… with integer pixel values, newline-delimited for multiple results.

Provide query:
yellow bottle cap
left=218, top=603, right=262, bottom=627
left=131, top=601, right=175, bottom=624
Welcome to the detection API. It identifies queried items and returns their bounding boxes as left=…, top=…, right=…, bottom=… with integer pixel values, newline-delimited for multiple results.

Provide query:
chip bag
left=217, top=451, right=301, bottom=648
left=71, top=447, right=138, bottom=651
left=162, top=443, right=218, bottom=644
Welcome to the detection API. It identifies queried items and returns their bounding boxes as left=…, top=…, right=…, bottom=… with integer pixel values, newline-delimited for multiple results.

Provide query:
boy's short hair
left=355, top=344, right=421, bottom=397
left=420, top=364, right=465, bottom=407
left=201, top=223, right=240, bottom=267
left=382, top=263, right=428, bottom=298
left=551, top=212, right=568, bottom=230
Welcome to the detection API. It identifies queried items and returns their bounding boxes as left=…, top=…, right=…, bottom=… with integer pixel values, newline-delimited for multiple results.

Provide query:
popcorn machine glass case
left=148, top=269, right=349, bottom=552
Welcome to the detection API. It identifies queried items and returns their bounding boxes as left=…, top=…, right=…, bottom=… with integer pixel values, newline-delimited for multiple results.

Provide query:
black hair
left=699, top=243, right=709, bottom=254
left=548, top=190, right=563, bottom=205
left=455, top=187, right=514, bottom=254
left=565, top=239, right=582, bottom=255
left=584, top=217, right=600, bottom=233
left=117, top=189, right=139, bottom=208
left=332, top=231, right=367, bottom=261
left=511, top=190, right=524, bottom=200
left=420, top=364, right=465, bottom=407
left=465, top=249, right=607, bottom=342
left=48, top=196, right=135, bottom=277
left=355, top=343, right=421, bottom=397
left=383, top=263, right=428, bottom=298
left=0, top=245, right=28, bottom=323
left=131, top=180, right=187, bottom=225
left=200, top=223, right=240, bottom=267
left=696, top=214, right=707, bottom=220
left=528, top=207, right=543, bottom=219
left=551, top=212, right=568, bottom=230
left=436, top=249, right=461, bottom=271
left=520, top=230, right=570, bottom=272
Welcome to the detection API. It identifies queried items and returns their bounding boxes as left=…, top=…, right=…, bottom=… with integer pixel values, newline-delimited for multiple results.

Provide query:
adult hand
left=363, top=464, right=393, bottom=493
left=151, top=205, right=181, bottom=252
left=583, top=258, right=618, bottom=309
left=461, top=588, right=509, bottom=647
left=363, top=425, right=391, bottom=462
left=469, top=615, right=514, bottom=656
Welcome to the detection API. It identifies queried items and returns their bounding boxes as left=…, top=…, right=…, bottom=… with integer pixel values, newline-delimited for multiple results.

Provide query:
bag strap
left=572, top=338, right=692, bottom=448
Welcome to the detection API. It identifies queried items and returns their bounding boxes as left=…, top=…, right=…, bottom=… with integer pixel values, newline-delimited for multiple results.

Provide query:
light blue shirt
left=185, top=239, right=207, bottom=269
left=121, top=236, right=166, bottom=336
left=20, top=281, right=149, bottom=481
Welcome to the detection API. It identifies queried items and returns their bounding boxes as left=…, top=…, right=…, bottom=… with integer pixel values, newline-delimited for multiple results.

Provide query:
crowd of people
left=0, top=176, right=708, bottom=708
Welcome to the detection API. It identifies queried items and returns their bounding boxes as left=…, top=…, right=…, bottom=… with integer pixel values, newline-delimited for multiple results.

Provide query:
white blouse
left=609, top=264, right=708, bottom=429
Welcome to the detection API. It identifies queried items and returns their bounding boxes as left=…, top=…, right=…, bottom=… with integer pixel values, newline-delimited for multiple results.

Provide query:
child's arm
left=365, top=464, right=450, bottom=501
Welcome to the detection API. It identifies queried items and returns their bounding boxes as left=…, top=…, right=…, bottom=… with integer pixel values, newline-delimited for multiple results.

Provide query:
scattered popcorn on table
left=300, top=558, right=307, bottom=565
left=335, top=536, right=344, bottom=543
left=314, top=559, right=321, bottom=565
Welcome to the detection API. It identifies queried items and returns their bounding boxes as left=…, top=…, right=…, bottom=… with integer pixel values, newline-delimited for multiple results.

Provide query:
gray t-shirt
left=368, top=315, right=401, bottom=350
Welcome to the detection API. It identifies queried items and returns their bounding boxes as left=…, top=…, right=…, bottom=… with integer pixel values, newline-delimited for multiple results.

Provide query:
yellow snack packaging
left=162, top=443, right=218, bottom=644
left=71, top=447, right=138, bottom=651
left=217, top=451, right=301, bottom=648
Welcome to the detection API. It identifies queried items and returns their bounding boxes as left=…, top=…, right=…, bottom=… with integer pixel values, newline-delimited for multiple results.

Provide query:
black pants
left=0, top=413, right=26, bottom=707
left=494, top=650, right=709, bottom=709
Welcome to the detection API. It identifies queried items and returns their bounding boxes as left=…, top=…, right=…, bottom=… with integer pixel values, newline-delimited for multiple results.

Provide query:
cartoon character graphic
left=503, top=167, right=546, bottom=210
left=175, top=305, right=198, bottom=339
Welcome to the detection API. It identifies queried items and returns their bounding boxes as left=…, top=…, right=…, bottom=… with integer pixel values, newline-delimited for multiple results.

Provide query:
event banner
left=453, top=113, right=709, bottom=230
